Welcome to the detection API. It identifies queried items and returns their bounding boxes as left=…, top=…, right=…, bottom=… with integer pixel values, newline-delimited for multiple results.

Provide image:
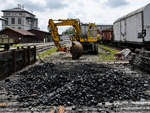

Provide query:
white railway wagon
left=113, top=3, right=150, bottom=44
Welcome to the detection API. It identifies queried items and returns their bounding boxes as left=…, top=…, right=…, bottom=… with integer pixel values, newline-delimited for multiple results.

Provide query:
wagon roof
left=114, top=3, right=150, bottom=23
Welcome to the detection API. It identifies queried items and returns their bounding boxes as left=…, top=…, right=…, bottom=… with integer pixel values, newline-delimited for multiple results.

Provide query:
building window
left=18, top=18, right=21, bottom=24
left=19, top=13, right=22, bottom=15
left=11, top=18, right=15, bottom=24
left=18, top=27, right=21, bottom=29
left=6, top=12, right=10, bottom=16
left=13, top=13, right=16, bottom=16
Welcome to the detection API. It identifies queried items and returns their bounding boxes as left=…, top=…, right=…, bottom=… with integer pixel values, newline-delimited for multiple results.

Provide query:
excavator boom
left=48, top=19, right=61, bottom=49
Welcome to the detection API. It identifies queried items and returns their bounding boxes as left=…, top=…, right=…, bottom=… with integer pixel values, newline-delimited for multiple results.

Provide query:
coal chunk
left=4, top=62, right=150, bottom=107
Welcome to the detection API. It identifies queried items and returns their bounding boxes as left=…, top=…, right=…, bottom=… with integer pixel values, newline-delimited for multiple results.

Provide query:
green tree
left=62, top=27, right=74, bottom=35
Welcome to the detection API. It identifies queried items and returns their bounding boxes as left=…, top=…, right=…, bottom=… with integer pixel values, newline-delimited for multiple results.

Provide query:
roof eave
left=28, top=29, right=50, bottom=34
left=1, top=10, right=35, bottom=16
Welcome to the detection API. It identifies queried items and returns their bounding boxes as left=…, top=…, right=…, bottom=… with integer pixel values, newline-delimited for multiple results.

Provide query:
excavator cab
left=80, top=23, right=98, bottom=54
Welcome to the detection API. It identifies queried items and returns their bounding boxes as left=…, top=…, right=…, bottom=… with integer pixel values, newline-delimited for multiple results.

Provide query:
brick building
left=28, top=29, right=52, bottom=43
left=0, top=27, right=35, bottom=43
left=0, top=27, right=52, bottom=43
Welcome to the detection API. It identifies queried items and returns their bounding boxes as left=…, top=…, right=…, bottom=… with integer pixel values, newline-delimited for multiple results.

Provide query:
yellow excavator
left=48, top=19, right=99, bottom=59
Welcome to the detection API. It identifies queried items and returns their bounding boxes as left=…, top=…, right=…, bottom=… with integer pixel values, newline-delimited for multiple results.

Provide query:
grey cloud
left=16, top=0, right=45, bottom=11
left=68, top=12, right=76, bottom=18
left=46, top=0, right=68, bottom=9
left=23, top=3, right=45, bottom=12
left=106, top=0, right=129, bottom=8
left=17, top=0, right=68, bottom=12
left=0, top=0, right=17, bottom=10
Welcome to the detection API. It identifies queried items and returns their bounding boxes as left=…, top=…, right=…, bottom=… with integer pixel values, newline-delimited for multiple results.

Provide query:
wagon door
left=126, top=13, right=143, bottom=43
left=120, top=20, right=126, bottom=42
left=136, top=13, right=143, bottom=40
left=113, top=22, right=121, bottom=42
left=144, top=4, right=150, bottom=42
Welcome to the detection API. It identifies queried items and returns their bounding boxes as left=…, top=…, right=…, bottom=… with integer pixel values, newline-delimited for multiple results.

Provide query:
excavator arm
left=48, top=19, right=61, bottom=50
left=48, top=19, right=81, bottom=51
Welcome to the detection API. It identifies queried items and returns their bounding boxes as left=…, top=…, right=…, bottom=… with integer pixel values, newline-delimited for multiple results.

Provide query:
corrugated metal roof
left=5, top=27, right=35, bottom=36
left=2, top=8, right=35, bottom=16
left=114, top=3, right=150, bottom=23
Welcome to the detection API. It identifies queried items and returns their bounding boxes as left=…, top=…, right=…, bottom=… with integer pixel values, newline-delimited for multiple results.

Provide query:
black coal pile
left=4, top=62, right=150, bottom=107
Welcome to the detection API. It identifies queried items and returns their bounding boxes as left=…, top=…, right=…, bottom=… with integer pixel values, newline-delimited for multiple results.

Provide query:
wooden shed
left=28, top=29, right=52, bottom=43
left=0, top=27, right=35, bottom=43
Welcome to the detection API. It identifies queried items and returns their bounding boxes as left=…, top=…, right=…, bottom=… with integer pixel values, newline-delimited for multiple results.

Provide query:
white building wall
left=2, top=10, right=38, bottom=30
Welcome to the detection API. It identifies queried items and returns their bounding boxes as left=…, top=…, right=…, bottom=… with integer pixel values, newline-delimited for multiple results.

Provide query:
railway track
left=19, top=42, right=55, bottom=53
left=0, top=42, right=55, bottom=53
left=36, top=43, right=54, bottom=53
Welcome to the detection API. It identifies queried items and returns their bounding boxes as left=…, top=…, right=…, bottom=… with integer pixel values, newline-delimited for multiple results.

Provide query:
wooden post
left=34, top=46, right=36, bottom=62
left=27, top=46, right=31, bottom=65
left=24, top=48, right=27, bottom=66
left=17, top=47, right=20, bottom=50
left=12, top=50, right=16, bottom=73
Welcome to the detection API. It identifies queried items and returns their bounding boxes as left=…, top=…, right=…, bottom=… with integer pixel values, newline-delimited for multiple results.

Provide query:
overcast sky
left=0, top=0, right=150, bottom=32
